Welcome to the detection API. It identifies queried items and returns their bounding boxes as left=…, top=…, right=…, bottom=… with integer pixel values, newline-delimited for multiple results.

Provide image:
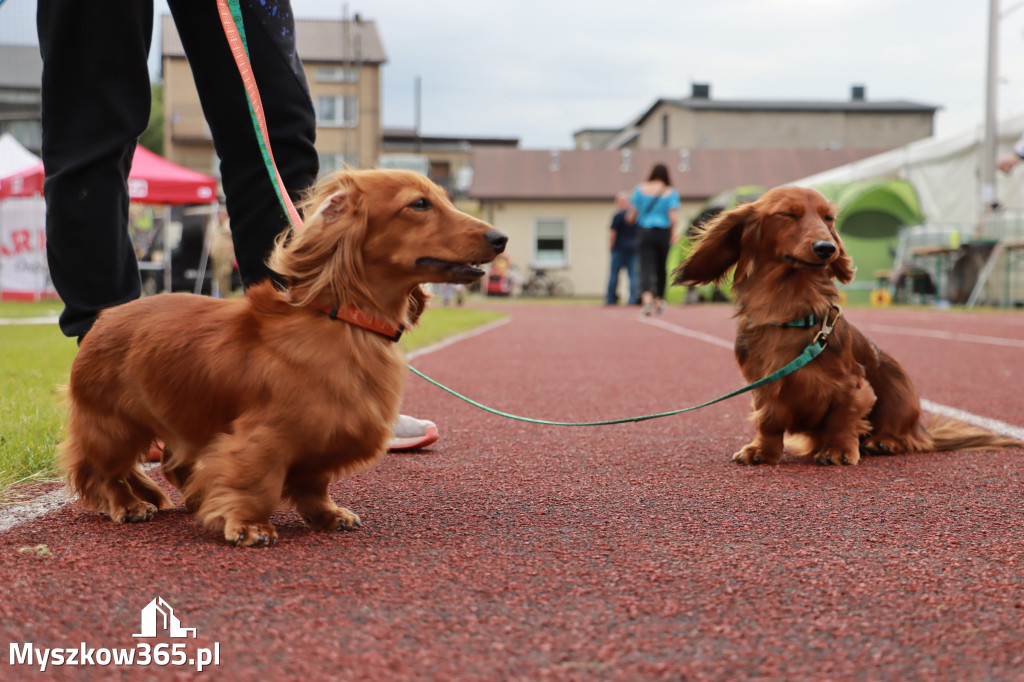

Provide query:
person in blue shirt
left=605, top=191, right=639, bottom=305
left=628, top=163, right=681, bottom=316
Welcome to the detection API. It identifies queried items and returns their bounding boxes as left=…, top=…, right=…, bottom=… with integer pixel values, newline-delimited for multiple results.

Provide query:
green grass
left=0, top=301, right=63, bottom=319
left=0, top=323, right=77, bottom=491
left=0, top=300, right=505, bottom=497
left=401, top=305, right=506, bottom=351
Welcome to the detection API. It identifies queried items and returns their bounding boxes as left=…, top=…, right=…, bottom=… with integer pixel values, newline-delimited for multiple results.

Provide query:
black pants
left=637, top=227, right=671, bottom=299
left=37, top=0, right=318, bottom=338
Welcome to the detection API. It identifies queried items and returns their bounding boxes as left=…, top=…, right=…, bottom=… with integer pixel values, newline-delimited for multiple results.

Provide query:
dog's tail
left=924, top=416, right=1024, bottom=452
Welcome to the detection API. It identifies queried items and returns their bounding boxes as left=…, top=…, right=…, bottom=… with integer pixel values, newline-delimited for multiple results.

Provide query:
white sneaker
left=387, top=414, right=439, bottom=451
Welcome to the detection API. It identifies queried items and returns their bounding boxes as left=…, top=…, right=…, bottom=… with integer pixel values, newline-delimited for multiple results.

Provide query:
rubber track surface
left=2, top=303, right=1023, bottom=681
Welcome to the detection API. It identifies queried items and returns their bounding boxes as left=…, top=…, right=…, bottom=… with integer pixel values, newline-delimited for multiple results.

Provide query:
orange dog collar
left=319, top=305, right=405, bottom=342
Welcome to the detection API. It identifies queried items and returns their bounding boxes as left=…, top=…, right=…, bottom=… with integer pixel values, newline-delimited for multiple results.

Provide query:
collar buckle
left=812, top=304, right=843, bottom=347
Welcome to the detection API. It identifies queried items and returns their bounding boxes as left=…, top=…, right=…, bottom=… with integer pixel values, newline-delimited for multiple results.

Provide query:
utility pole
left=414, top=75, right=422, bottom=154
left=981, top=0, right=999, bottom=214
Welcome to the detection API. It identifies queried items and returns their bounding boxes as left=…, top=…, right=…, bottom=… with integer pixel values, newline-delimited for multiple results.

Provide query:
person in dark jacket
left=605, top=192, right=639, bottom=305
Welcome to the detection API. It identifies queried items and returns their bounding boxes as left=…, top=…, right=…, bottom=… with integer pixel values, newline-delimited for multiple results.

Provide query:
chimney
left=851, top=84, right=866, bottom=101
left=691, top=83, right=710, bottom=100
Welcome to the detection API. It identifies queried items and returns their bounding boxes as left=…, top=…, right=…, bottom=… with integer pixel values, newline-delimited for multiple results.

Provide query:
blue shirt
left=631, top=186, right=681, bottom=229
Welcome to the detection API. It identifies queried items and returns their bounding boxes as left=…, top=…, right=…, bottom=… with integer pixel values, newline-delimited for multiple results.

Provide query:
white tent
left=793, top=113, right=1024, bottom=225
left=793, top=117, right=1024, bottom=307
left=0, top=133, right=40, bottom=177
left=0, top=133, right=52, bottom=300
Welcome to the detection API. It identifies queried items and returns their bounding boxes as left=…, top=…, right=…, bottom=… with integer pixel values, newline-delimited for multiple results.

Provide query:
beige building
left=0, top=44, right=43, bottom=155
left=470, top=147, right=886, bottom=297
left=161, top=15, right=386, bottom=177
left=576, top=84, right=937, bottom=152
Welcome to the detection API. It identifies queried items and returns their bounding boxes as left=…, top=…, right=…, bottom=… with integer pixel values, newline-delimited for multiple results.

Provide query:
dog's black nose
left=812, top=240, right=836, bottom=259
left=486, top=230, right=508, bottom=254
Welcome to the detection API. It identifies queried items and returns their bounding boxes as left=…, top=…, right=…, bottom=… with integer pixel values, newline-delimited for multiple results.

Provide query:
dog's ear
left=309, top=190, right=349, bottom=226
left=405, top=285, right=429, bottom=327
left=672, top=203, right=759, bottom=286
left=269, top=186, right=371, bottom=308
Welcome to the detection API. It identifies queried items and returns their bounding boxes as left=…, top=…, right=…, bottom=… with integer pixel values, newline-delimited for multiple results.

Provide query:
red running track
left=1, top=303, right=1023, bottom=680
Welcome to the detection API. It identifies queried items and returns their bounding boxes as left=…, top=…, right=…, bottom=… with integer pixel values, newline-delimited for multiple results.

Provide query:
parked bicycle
left=522, top=267, right=574, bottom=298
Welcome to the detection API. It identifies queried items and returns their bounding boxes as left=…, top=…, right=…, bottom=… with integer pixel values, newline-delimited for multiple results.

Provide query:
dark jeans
left=606, top=248, right=638, bottom=305
left=637, top=227, right=671, bottom=299
left=37, top=0, right=318, bottom=338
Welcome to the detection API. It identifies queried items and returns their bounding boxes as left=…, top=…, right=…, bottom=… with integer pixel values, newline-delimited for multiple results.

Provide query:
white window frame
left=315, top=67, right=359, bottom=83
left=318, top=152, right=360, bottom=176
left=531, top=217, right=569, bottom=269
left=316, top=95, right=359, bottom=128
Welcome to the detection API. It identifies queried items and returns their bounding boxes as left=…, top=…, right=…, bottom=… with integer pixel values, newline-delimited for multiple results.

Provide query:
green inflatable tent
left=814, top=179, right=924, bottom=302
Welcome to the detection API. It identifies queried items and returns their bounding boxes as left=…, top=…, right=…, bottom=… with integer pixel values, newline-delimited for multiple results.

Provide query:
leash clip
left=813, top=304, right=843, bottom=346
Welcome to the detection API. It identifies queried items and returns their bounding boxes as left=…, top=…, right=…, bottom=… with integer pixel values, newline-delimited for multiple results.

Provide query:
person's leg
left=167, top=0, right=318, bottom=286
left=653, top=230, right=671, bottom=312
left=606, top=250, right=624, bottom=305
left=625, top=250, right=639, bottom=305
left=636, top=230, right=655, bottom=313
left=37, top=0, right=153, bottom=339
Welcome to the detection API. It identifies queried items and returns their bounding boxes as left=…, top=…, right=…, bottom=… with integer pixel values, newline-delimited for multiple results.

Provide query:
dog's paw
left=112, top=501, right=158, bottom=524
left=224, top=521, right=278, bottom=547
left=861, top=436, right=898, bottom=456
left=732, top=444, right=780, bottom=465
left=303, top=507, right=362, bottom=532
left=813, top=448, right=860, bottom=466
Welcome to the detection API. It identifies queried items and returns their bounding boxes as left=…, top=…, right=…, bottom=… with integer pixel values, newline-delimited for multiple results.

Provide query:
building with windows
left=161, top=14, right=386, bottom=177
left=575, top=83, right=938, bottom=152
left=474, top=84, right=939, bottom=298
left=469, top=146, right=887, bottom=297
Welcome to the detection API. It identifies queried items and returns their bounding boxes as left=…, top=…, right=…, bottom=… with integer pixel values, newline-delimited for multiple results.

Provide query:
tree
left=140, top=82, right=164, bottom=156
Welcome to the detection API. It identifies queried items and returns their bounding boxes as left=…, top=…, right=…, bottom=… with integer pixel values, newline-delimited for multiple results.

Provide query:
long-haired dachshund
left=61, top=169, right=507, bottom=545
left=673, top=185, right=1021, bottom=465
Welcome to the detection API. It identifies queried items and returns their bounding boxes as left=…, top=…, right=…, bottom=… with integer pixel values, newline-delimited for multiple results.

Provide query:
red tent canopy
left=0, top=146, right=217, bottom=204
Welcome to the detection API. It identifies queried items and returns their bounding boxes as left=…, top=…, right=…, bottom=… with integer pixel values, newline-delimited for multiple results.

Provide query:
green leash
left=408, top=306, right=842, bottom=427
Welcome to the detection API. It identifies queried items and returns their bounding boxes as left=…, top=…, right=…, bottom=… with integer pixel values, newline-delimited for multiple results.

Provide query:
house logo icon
left=133, top=597, right=197, bottom=639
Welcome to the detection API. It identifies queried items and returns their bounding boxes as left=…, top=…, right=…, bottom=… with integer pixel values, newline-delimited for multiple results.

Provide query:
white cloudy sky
left=4, top=0, right=1024, bottom=148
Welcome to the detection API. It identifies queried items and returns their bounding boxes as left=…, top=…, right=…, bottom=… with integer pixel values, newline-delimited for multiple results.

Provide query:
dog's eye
left=408, top=198, right=434, bottom=211
left=778, top=212, right=799, bottom=220
left=824, top=215, right=835, bottom=223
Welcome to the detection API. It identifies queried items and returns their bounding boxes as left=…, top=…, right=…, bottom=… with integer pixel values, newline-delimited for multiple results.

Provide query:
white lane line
left=407, top=316, right=511, bottom=361
left=0, top=316, right=60, bottom=326
left=644, top=316, right=1024, bottom=436
left=1, top=317, right=513, bottom=534
left=0, top=488, right=75, bottom=534
left=855, top=322, right=1024, bottom=349
left=0, top=463, right=167, bottom=533
left=641, top=317, right=734, bottom=350
left=920, top=399, right=1024, bottom=441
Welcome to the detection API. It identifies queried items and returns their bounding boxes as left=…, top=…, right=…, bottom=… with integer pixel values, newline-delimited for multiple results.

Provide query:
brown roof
left=468, top=147, right=887, bottom=201
left=161, top=15, right=386, bottom=63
